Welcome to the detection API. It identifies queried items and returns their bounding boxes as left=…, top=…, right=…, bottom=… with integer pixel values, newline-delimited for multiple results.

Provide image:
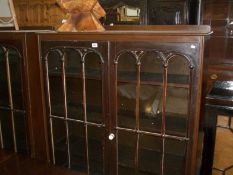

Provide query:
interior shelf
left=117, top=111, right=188, bottom=137
left=48, top=69, right=189, bottom=88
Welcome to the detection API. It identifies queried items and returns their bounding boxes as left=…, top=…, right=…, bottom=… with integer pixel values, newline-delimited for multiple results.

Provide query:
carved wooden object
left=57, top=0, right=106, bottom=32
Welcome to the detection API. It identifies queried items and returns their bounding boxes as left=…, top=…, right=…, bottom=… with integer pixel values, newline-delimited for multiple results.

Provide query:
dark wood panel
left=0, top=26, right=210, bottom=175
left=0, top=150, right=86, bottom=175
left=25, top=33, right=50, bottom=161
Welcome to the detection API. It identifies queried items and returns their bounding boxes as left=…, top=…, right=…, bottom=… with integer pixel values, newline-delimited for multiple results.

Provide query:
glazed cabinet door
left=110, top=41, right=201, bottom=175
left=0, top=39, right=28, bottom=154
left=41, top=41, right=109, bottom=175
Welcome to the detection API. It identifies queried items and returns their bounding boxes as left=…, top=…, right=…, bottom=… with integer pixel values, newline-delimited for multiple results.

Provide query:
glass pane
left=85, top=53, right=103, bottom=124
left=139, top=135, right=161, bottom=175
left=14, top=112, right=27, bottom=154
left=117, top=53, right=137, bottom=129
left=117, top=83, right=136, bottom=129
left=117, top=53, right=137, bottom=81
left=86, top=80, right=103, bottom=124
left=166, top=56, right=190, bottom=136
left=88, top=126, right=104, bottom=175
left=65, top=50, right=82, bottom=119
left=148, top=1, right=187, bottom=25
left=140, top=53, right=163, bottom=133
left=9, top=49, right=24, bottom=110
left=167, top=55, right=190, bottom=85
left=141, top=52, right=164, bottom=83
left=65, top=48, right=82, bottom=75
left=0, top=110, right=13, bottom=150
left=139, top=85, right=162, bottom=133
left=66, top=78, right=83, bottom=120
left=68, top=121, right=87, bottom=172
left=165, top=87, right=188, bottom=136
left=52, top=118, right=67, bottom=166
left=0, top=48, right=9, bottom=107
left=85, top=52, right=102, bottom=78
left=164, top=139, right=186, bottom=175
left=118, top=130, right=136, bottom=175
left=101, top=2, right=141, bottom=25
left=48, top=51, right=64, bottom=117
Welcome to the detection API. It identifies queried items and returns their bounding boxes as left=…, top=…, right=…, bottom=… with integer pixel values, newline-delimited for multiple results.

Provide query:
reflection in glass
left=139, top=85, right=162, bottom=133
left=117, top=53, right=137, bottom=129
left=164, top=87, right=188, bottom=136
left=139, top=135, right=161, bottom=175
left=118, top=130, right=136, bottom=174
left=164, top=139, right=186, bottom=175
left=117, top=83, right=136, bottom=129
left=140, top=52, right=163, bottom=132
left=166, top=55, right=190, bottom=136
left=52, top=118, right=68, bottom=167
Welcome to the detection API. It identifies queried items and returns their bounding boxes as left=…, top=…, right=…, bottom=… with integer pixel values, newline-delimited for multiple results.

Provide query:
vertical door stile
left=0, top=46, right=4, bottom=149
left=101, top=57, right=105, bottom=175
left=114, top=60, right=119, bottom=175
left=186, top=68, right=193, bottom=138
left=0, top=120, right=3, bottom=149
left=0, top=46, right=3, bottom=149
left=5, top=49, right=17, bottom=153
left=44, top=53, right=55, bottom=164
left=81, top=53, right=90, bottom=174
left=135, top=59, right=141, bottom=174
left=61, top=51, right=71, bottom=168
left=185, top=64, right=194, bottom=175
left=161, top=60, right=168, bottom=175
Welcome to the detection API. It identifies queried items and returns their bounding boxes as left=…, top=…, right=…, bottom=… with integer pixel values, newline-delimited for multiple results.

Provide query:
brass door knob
left=108, top=133, right=115, bottom=140
left=210, top=74, right=218, bottom=80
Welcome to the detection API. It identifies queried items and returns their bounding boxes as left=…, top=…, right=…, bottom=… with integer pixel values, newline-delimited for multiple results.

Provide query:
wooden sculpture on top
left=57, top=0, right=106, bottom=32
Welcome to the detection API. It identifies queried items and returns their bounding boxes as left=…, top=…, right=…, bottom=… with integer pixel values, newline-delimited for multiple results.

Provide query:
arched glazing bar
left=0, top=44, right=26, bottom=154
left=114, top=49, right=193, bottom=175
left=43, top=46, right=105, bottom=174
